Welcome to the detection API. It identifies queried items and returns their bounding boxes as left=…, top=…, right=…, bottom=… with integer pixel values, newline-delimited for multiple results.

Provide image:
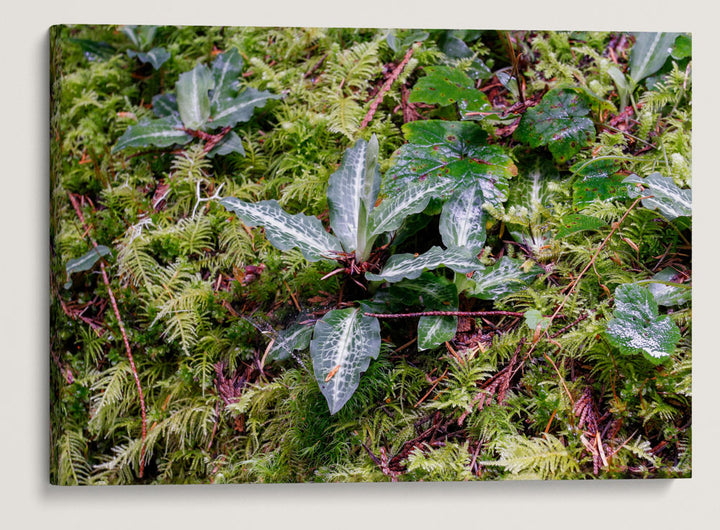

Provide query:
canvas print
left=50, top=25, right=691, bottom=484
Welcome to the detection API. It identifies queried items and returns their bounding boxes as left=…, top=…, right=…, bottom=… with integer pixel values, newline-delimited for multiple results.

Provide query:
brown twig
left=360, top=43, right=419, bottom=129
left=68, top=193, right=148, bottom=478
left=365, top=310, right=526, bottom=319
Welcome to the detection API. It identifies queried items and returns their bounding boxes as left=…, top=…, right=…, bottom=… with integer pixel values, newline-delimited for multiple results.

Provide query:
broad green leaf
left=112, top=116, right=192, bottom=152
left=69, top=38, right=116, bottom=61
left=176, top=63, right=214, bottom=130
left=207, top=131, right=245, bottom=158
left=210, top=48, right=244, bottom=107
left=623, top=173, right=691, bottom=220
left=629, top=32, right=680, bottom=84
left=571, top=159, right=629, bottom=209
left=384, top=120, right=516, bottom=207
left=514, top=88, right=596, bottom=164
left=390, top=272, right=458, bottom=310
left=209, top=87, right=281, bottom=129
left=556, top=213, right=607, bottom=238
left=366, top=246, right=482, bottom=283
left=671, top=34, right=691, bottom=61
left=152, top=94, right=178, bottom=118
left=127, top=47, right=170, bottom=70
left=66, top=245, right=111, bottom=276
left=310, top=308, right=381, bottom=414
left=409, top=66, right=492, bottom=119
left=327, top=136, right=381, bottom=258
left=605, top=284, right=681, bottom=362
left=368, top=179, right=450, bottom=238
left=642, top=267, right=691, bottom=307
left=439, top=183, right=486, bottom=254
left=465, top=256, right=542, bottom=300
left=219, top=197, right=342, bottom=262
left=267, top=322, right=314, bottom=361
left=418, top=315, right=458, bottom=350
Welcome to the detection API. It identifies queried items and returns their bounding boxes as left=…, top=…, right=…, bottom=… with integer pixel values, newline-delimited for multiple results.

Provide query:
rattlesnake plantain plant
left=220, top=132, right=538, bottom=414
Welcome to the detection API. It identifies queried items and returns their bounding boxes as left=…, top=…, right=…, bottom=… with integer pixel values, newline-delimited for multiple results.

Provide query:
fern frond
left=482, top=434, right=580, bottom=479
left=56, top=426, right=91, bottom=485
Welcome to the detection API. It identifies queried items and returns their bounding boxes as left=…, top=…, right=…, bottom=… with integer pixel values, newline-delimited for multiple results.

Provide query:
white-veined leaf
left=368, top=179, right=451, bottom=238
left=465, top=256, right=542, bottom=300
left=176, top=63, right=214, bottom=129
left=267, top=322, right=314, bottom=361
left=66, top=245, right=111, bottom=276
left=366, top=246, right=482, bottom=283
left=210, top=48, right=243, bottom=107
left=127, top=47, right=170, bottom=70
left=219, top=197, right=342, bottom=262
left=209, top=87, right=281, bottom=129
left=310, top=308, right=381, bottom=414
left=629, top=32, right=680, bottom=84
left=207, top=131, right=245, bottom=158
left=439, top=182, right=486, bottom=253
left=112, top=116, right=192, bottom=152
left=418, top=315, right=458, bottom=350
left=623, top=173, right=691, bottom=220
left=326, top=136, right=381, bottom=258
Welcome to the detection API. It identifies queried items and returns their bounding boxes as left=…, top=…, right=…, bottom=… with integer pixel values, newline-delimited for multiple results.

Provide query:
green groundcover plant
left=50, top=25, right=691, bottom=484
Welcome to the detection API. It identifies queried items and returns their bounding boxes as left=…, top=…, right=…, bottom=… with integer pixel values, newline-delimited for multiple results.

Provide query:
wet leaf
left=623, top=173, right=691, bottom=220
left=366, top=246, right=482, bottom=283
left=310, top=308, right=381, bottom=414
left=66, top=245, right=111, bottom=277
left=127, top=47, right=170, bottom=70
left=439, top=183, right=486, bottom=254
left=384, top=120, right=516, bottom=207
left=418, top=315, right=457, bottom=350
left=409, top=66, right=493, bottom=119
left=643, top=268, right=691, bottom=307
left=176, top=63, right=214, bottom=129
left=571, top=159, right=629, bottom=209
left=465, top=256, right=542, bottom=300
left=605, top=283, right=681, bottom=362
left=514, top=88, right=596, bottom=164
left=112, top=116, right=192, bottom=152
left=267, top=322, right=314, bottom=361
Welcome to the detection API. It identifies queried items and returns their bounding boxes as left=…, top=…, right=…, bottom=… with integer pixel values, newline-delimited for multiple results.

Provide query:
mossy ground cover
left=50, top=25, right=691, bottom=484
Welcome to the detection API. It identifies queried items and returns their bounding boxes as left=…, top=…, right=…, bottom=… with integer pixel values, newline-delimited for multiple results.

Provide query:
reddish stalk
left=365, top=310, right=526, bottom=319
left=360, top=43, right=419, bottom=129
left=67, top=193, right=147, bottom=477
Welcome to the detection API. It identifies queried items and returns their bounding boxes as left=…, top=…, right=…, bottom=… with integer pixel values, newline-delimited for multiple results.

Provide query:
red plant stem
left=360, top=43, right=419, bottom=129
left=67, top=193, right=147, bottom=477
left=365, top=310, right=526, bottom=319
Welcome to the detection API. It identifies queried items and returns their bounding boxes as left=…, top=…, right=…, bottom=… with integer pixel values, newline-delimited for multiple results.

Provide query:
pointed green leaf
left=121, top=25, right=157, bottom=50
left=310, top=308, right=381, bottom=414
left=439, top=183, right=486, bottom=253
left=629, top=32, right=680, bottom=84
left=368, top=179, right=450, bottom=238
left=127, top=47, right=170, bottom=70
left=366, top=246, right=482, bottom=283
left=524, top=309, right=550, bottom=332
left=642, top=267, right=691, bottom=307
left=384, top=121, right=516, bottom=207
left=152, top=94, right=178, bottom=118
left=267, top=322, right=314, bottom=361
left=409, top=66, right=492, bottom=119
left=176, top=63, right=214, bottom=129
left=605, top=284, right=681, bottom=361
left=327, top=136, right=381, bottom=256
left=465, top=256, right=542, bottom=300
left=209, top=87, right=281, bottom=129
left=219, top=197, right=342, bottom=262
left=623, top=173, right=691, bottom=220
left=210, top=48, right=244, bottom=107
left=207, top=131, right=245, bottom=158
left=66, top=245, right=111, bottom=276
left=514, top=88, right=595, bottom=164
left=418, top=315, right=458, bottom=350
left=112, top=116, right=192, bottom=152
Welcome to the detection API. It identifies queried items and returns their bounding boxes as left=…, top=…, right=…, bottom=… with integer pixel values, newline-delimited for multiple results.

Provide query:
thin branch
left=365, top=310, right=526, bottom=319
left=360, top=43, right=419, bottom=129
left=68, top=193, right=148, bottom=478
